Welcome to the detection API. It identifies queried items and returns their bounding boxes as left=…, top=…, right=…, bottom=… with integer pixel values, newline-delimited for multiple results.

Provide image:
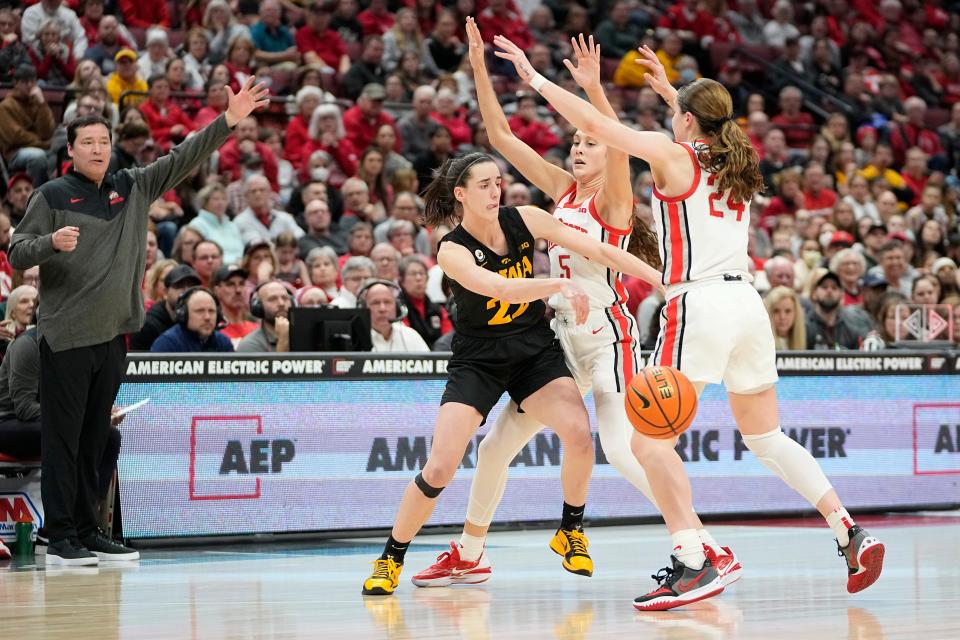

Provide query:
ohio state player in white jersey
left=499, top=36, right=885, bottom=611
left=548, top=185, right=639, bottom=390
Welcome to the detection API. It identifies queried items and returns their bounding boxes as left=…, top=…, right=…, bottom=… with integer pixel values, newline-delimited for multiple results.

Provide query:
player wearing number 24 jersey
left=497, top=34, right=884, bottom=610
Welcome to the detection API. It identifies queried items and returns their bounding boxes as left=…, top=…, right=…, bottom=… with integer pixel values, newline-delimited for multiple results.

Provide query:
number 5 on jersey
left=486, top=299, right=529, bottom=325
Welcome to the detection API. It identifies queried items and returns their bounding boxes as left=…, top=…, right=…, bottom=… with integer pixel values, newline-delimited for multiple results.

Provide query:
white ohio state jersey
left=650, top=142, right=752, bottom=286
left=547, top=183, right=631, bottom=312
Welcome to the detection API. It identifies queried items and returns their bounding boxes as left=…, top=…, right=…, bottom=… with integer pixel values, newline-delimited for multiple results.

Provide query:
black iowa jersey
left=441, top=207, right=546, bottom=338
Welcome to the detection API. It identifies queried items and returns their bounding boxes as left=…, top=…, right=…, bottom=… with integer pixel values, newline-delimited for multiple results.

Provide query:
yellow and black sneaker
left=362, top=557, right=403, bottom=595
left=549, top=528, right=593, bottom=577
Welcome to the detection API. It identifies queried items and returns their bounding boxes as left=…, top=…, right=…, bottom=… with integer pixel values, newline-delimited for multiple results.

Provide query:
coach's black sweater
left=9, top=115, right=233, bottom=352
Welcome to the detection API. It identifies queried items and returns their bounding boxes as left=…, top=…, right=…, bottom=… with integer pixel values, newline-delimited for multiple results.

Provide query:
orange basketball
left=625, top=366, right=698, bottom=439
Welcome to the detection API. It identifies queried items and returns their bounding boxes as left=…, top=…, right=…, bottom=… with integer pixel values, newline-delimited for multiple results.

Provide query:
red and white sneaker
left=633, top=556, right=725, bottom=612
left=411, top=542, right=492, bottom=587
left=704, top=545, right=742, bottom=586
left=0, top=539, right=10, bottom=560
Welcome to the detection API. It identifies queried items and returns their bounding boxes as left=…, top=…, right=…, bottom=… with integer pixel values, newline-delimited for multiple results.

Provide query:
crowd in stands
left=0, top=0, right=958, bottom=360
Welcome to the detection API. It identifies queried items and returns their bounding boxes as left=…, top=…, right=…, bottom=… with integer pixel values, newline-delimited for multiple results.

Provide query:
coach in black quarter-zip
left=8, top=77, right=271, bottom=567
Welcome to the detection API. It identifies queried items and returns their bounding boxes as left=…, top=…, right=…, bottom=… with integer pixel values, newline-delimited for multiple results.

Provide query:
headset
left=176, top=287, right=225, bottom=328
left=250, top=281, right=297, bottom=319
left=356, top=278, right=408, bottom=322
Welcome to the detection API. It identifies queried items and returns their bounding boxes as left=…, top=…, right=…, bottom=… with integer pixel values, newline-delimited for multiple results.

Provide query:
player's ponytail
left=628, top=207, right=662, bottom=271
left=422, top=152, right=494, bottom=227
left=678, top=79, right=763, bottom=205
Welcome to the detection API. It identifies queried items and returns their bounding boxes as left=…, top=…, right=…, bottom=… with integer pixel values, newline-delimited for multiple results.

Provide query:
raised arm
left=466, top=17, right=572, bottom=200
left=519, top=206, right=663, bottom=288
left=137, top=77, right=271, bottom=202
left=494, top=35, right=684, bottom=169
left=563, top=34, right=633, bottom=227
left=438, top=241, right=590, bottom=324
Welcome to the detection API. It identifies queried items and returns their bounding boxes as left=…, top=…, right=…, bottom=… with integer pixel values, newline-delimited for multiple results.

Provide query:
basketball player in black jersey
left=362, top=153, right=663, bottom=596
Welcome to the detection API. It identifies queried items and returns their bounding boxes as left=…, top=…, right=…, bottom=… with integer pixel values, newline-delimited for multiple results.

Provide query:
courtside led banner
left=114, top=353, right=960, bottom=539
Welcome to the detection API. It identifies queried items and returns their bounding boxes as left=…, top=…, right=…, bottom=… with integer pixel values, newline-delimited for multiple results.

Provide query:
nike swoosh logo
left=591, top=327, right=604, bottom=335
left=70, top=198, right=83, bottom=203
left=630, top=386, right=651, bottom=410
left=677, top=571, right=707, bottom=591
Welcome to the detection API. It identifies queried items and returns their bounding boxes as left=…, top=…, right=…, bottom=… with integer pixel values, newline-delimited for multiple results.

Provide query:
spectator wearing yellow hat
left=106, top=48, right=146, bottom=106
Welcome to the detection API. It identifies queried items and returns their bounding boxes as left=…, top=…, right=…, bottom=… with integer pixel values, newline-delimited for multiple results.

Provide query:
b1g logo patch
left=474, top=249, right=485, bottom=262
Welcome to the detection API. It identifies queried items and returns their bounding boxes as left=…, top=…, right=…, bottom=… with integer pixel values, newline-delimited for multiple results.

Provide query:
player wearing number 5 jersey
left=496, top=36, right=884, bottom=610
left=362, top=152, right=663, bottom=596
left=411, top=22, right=736, bottom=591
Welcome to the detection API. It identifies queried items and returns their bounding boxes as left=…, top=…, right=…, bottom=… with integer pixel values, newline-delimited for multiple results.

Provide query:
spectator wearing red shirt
left=506, top=93, right=560, bottom=158
left=429, top=88, right=470, bottom=150
left=761, top=168, right=804, bottom=229
left=224, top=36, right=256, bottom=94
left=140, top=74, right=195, bottom=151
left=342, top=83, right=398, bottom=156
left=219, top=116, right=280, bottom=192
left=477, top=0, right=533, bottom=52
left=772, top=85, right=817, bottom=151
left=284, top=86, right=325, bottom=171
left=28, top=20, right=76, bottom=87
left=301, top=102, right=359, bottom=188
left=296, top=0, right=350, bottom=75
left=357, top=0, right=395, bottom=37
left=78, top=0, right=134, bottom=49
left=119, top=0, right=170, bottom=30
left=901, top=147, right=929, bottom=205
left=195, top=80, right=228, bottom=129
left=889, top=97, right=944, bottom=168
left=657, top=0, right=718, bottom=44
left=801, top=163, right=838, bottom=217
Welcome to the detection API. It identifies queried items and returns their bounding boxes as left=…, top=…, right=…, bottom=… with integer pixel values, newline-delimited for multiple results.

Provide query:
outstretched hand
left=465, top=17, right=486, bottom=70
left=563, top=34, right=602, bottom=92
left=493, top=35, right=536, bottom=84
left=224, top=76, right=271, bottom=127
left=633, top=45, right=677, bottom=107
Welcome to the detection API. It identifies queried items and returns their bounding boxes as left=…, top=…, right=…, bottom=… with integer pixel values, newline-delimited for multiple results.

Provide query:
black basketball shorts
left=440, top=320, right=573, bottom=422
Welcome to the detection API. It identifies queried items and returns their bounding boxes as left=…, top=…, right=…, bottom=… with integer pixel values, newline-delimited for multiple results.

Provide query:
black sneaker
left=633, top=555, right=724, bottom=611
left=80, top=530, right=140, bottom=562
left=46, top=538, right=98, bottom=567
left=36, top=527, right=49, bottom=546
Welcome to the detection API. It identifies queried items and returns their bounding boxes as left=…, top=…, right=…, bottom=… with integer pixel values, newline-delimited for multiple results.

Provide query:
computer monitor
left=289, top=306, right=372, bottom=352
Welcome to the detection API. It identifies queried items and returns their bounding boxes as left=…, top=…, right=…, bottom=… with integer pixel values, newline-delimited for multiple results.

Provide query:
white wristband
left=529, top=73, right=547, bottom=92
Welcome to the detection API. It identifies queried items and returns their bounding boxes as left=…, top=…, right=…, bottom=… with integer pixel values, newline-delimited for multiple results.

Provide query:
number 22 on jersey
left=486, top=254, right=534, bottom=325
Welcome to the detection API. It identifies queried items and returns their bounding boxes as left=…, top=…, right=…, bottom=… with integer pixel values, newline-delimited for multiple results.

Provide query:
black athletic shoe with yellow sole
left=363, top=557, right=404, bottom=595
left=549, top=528, right=593, bottom=577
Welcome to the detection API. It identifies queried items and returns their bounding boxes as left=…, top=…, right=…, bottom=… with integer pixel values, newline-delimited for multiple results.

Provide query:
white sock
left=697, top=528, right=723, bottom=556
left=671, top=529, right=705, bottom=570
left=459, top=532, right=485, bottom=562
left=826, top=507, right=855, bottom=546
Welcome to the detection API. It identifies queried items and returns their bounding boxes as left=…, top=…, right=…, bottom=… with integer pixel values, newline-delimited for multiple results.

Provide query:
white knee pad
left=465, top=402, right=541, bottom=527
left=595, top=392, right=658, bottom=508
left=742, top=428, right=833, bottom=506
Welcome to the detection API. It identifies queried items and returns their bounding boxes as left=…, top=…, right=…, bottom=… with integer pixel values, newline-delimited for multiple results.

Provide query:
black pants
left=0, top=418, right=122, bottom=499
left=39, top=335, right=126, bottom=543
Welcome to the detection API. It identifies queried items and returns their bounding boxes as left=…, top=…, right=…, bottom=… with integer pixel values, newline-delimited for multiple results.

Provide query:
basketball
left=625, top=366, right=698, bottom=439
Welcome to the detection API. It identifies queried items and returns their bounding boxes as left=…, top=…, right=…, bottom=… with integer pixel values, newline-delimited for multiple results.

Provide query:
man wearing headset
left=237, top=281, right=293, bottom=353
left=359, top=279, right=429, bottom=352
left=150, top=288, right=234, bottom=352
